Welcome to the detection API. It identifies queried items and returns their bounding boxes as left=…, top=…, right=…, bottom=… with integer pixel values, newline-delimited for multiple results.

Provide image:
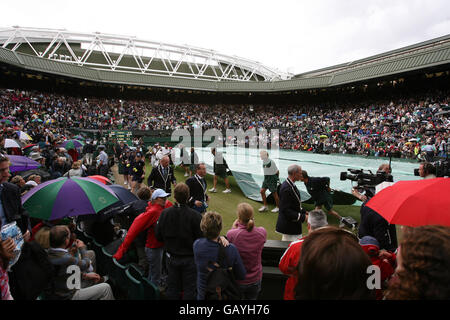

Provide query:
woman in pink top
left=226, top=203, right=267, bottom=300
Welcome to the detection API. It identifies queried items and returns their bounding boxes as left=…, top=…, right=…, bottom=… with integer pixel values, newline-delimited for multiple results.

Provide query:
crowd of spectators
left=1, top=87, right=448, bottom=160
left=0, top=84, right=449, bottom=302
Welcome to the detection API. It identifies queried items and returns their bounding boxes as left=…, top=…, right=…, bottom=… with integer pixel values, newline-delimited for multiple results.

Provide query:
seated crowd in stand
left=1, top=87, right=448, bottom=159
left=0, top=86, right=449, bottom=301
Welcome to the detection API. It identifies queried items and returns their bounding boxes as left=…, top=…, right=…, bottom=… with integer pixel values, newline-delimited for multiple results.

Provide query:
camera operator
left=352, top=163, right=398, bottom=253
left=418, top=162, right=437, bottom=179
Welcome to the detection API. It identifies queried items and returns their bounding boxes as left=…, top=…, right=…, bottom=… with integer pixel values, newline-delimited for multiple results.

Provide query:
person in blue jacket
left=193, top=211, right=246, bottom=300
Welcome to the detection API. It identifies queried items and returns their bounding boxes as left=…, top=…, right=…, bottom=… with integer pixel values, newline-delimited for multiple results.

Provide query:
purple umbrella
left=59, top=139, right=84, bottom=150
left=22, top=177, right=120, bottom=220
left=7, top=155, right=41, bottom=173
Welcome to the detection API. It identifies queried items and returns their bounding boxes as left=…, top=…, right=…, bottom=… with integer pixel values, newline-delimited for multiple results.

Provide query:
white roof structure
left=0, top=26, right=292, bottom=82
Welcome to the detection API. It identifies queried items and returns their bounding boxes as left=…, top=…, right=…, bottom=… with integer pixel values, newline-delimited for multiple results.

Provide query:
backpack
left=204, top=244, right=241, bottom=300
left=8, top=241, right=55, bottom=300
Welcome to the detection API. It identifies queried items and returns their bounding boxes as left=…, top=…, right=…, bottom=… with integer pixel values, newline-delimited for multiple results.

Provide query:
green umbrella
left=21, top=177, right=119, bottom=220
left=60, top=139, right=85, bottom=150
left=73, top=135, right=86, bottom=141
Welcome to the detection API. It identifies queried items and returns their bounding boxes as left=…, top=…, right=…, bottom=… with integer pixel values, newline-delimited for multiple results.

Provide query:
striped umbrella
left=0, top=119, right=15, bottom=126
left=59, top=139, right=84, bottom=150
left=73, top=135, right=86, bottom=141
left=21, top=177, right=120, bottom=220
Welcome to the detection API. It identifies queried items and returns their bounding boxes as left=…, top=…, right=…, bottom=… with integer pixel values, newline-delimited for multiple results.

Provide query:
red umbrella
left=365, top=178, right=450, bottom=227
left=87, top=175, right=112, bottom=185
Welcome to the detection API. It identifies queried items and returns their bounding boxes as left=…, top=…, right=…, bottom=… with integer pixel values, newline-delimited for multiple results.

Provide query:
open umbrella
left=16, top=131, right=33, bottom=141
left=88, top=175, right=112, bottom=185
left=73, top=135, right=85, bottom=141
left=59, top=139, right=84, bottom=150
left=32, top=118, right=43, bottom=123
left=44, top=119, right=55, bottom=125
left=22, top=144, right=37, bottom=156
left=319, top=135, right=328, bottom=139
left=4, top=139, right=21, bottom=149
left=7, top=155, right=41, bottom=173
left=0, top=119, right=15, bottom=126
left=107, top=184, right=139, bottom=205
left=22, top=177, right=120, bottom=220
left=365, top=178, right=450, bottom=227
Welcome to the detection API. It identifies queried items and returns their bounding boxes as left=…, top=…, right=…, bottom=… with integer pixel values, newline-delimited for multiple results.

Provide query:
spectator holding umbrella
left=0, top=153, right=31, bottom=238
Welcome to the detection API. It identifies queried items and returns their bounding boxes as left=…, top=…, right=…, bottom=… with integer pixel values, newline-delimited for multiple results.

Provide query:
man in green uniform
left=259, top=150, right=280, bottom=213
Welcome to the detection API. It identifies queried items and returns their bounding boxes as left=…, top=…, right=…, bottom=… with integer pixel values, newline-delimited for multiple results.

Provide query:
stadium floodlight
left=0, top=26, right=293, bottom=82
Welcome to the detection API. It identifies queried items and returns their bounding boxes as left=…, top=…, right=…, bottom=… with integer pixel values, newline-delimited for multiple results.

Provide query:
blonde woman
left=227, top=203, right=267, bottom=300
left=63, top=160, right=83, bottom=177
left=34, top=226, right=51, bottom=250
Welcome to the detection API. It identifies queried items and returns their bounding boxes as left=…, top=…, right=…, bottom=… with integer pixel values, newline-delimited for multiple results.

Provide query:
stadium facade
left=0, top=26, right=449, bottom=95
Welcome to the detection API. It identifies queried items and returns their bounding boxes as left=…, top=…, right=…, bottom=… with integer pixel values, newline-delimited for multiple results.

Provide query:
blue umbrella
left=108, top=184, right=139, bottom=205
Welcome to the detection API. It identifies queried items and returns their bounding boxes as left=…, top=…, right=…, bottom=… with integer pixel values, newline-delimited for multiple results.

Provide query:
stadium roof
left=0, top=26, right=449, bottom=92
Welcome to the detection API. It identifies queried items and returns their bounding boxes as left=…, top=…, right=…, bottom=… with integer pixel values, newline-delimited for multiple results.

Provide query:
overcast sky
left=2, top=0, right=449, bottom=74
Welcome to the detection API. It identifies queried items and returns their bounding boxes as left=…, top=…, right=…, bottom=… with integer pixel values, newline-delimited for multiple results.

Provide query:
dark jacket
left=358, top=203, right=398, bottom=252
left=9, top=241, right=54, bottom=300
left=0, top=182, right=30, bottom=234
left=155, top=204, right=203, bottom=256
left=147, top=165, right=176, bottom=194
left=276, top=179, right=307, bottom=235
left=193, top=238, right=246, bottom=300
left=82, top=143, right=95, bottom=155
left=52, top=160, right=70, bottom=176
left=185, top=175, right=209, bottom=209
left=304, top=176, right=330, bottom=199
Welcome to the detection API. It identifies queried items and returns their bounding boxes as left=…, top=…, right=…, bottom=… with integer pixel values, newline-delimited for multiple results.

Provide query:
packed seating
left=1, top=87, right=448, bottom=159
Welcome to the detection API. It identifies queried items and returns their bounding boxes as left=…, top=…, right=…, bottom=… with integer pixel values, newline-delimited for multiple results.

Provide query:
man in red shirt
left=114, top=189, right=173, bottom=289
left=279, top=209, right=328, bottom=300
